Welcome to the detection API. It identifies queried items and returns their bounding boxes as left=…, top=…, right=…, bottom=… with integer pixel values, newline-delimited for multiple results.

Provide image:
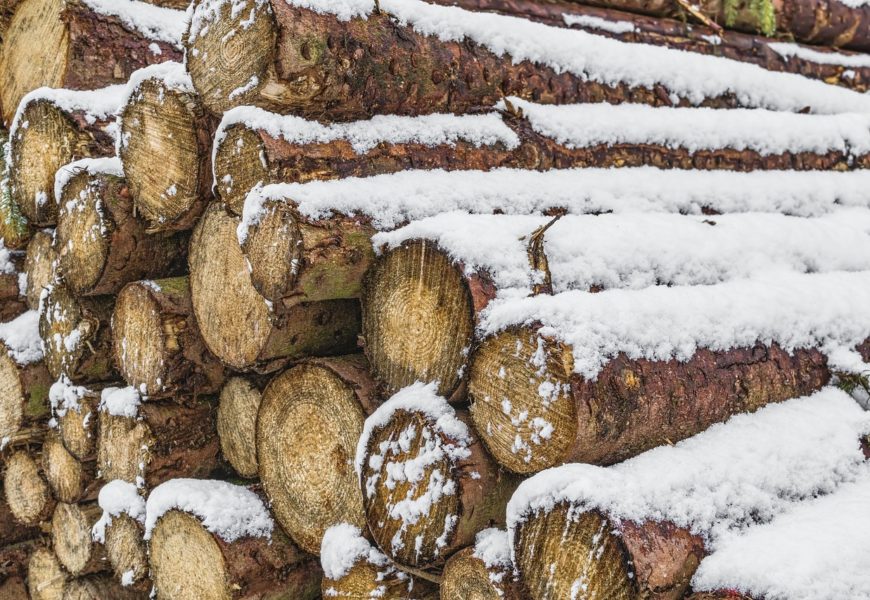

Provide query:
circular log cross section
left=104, top=513, right=148, bottom=586
left=112, top=283, right=172, bottom=395
left=441, top=546, right=520, bottom=600
left=28, top=547, right=69, bottom=600
left=42, top=434, right=89, bottom=503
left=212, top=124, right=270, bottom=216
left=0, top=348, right=50, bottom=443
left=217, top=377, right=261, bottom=479
left=239, top=202, right=304, bottom=304
left=58, top=394, right=98, bottom=461
left=55, top=172, right=111, bottom=294
left=3, top=450, right=54, bottom=526
left=23, top=230, right=57, bottom=310
left=51, top=502, right=103, bottom=576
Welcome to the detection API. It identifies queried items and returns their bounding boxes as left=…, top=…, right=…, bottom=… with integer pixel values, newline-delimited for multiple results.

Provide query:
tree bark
left=112, top=277, right=225, bottom=398
left=119, top=65, right=217, bottom=232
left=55, top=166, right=187, bottom=296
left=441, top=546, right=524, bottom=599
left=51, top=501, right=108, bottom=577
left=189, top=203, right=361, bottom=371
left=2, top=449, right=55, bottom=526
left=0, top=0, right=182, bottom=125
left=148, top=509, right=322, bottom=600
left=23, top=229, right=56, bottom=311
left=62, top=575, right=148, bottom=600
left=42, top=432, right=97, bottom=503
left=0, top=495, right=39, bottom=548
left=27, top=546, right=69, bottom=600
left=257, top=355, right=379, bottom=554
left=0, top=249, right=26, bottom=321
left=97, top=398, right=219, bottom=489
left=216, top=376, right=264, bottom=479
left=102, top=513, right=148, bottom=590
left=0, top=343, right=50, bottom=443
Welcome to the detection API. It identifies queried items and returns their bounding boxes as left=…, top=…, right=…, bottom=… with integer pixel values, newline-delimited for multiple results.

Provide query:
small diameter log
left=0, top=0, right=182, bottom=125
left=216, top=377, right=263, bottom=479
left=54, top=160, right=187, bottom=296
left=62, top=575, right=148, bottom=600
left=102, top=513, right=147, bottom=589
left=0, top=248, right=26, bottom=321
left=51, top=379, right=101, bottom=461
left=113, top=277, right=224, bottom=398
left=469, top=333, right=831, bottom=474
left=357, top=384, right=519, bottom=567
left=119, top=63, right=216, bottom=232
left=97, top=397, right=218, bottom=488
left=39, top=282, right=115, bottom=382
left=257, top=355, right=378, bottom=554
left=51, top=502, right=108, bottom=577
left=23, top=229, right=57, bottom=310
left=441, top=532, right=523, bottom=599
left=28, top=547, right=69, bottom=600
left=3, top=449, right=56, bottom=525
left=42, top=432, right=97, bottom=503
left=189, top=203, right=360, bottom=371
left=0, top=343, right=51, bottom=443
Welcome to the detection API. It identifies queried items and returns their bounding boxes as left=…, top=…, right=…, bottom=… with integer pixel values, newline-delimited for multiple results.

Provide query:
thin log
left=52, top=380, right=101, bottom=462
left=0, top=248, right=26, bottom=321
left=62, top=575, right=148, bottom=600
left=112, top=277, right=224, bottom=398
left=0, top=343, right=50, bottom=443
left=23, top=229, right=56, bottom=311
left=2, top=449, right=55, bottom=526
left=441, top=545, right=524, bottom=599
left=216, top=376, right=263, bottom=479
left=42, top=432, right=97, bottom=503
left=102, top=513, right=148, bottom=589
left=51, top=501, right=108, bottom=577
left=27, top=546, right=69, bottom=600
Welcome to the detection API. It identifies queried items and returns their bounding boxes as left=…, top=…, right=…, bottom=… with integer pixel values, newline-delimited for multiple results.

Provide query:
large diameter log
left=119, top=63, right=216, bottom=232
left=51, top=501, right=108, bottom=576
left=28, top=547, right=69, bottom=600
left=257, top=355, right=378, bottom=554
left=23, top=229, right=57, bottom=310
left=42, top=432, right=97, bottom=503
left=113, top=277, right=224, bottom=398
left=62, top=575, right=148, bottom=600
left=189, top=203, right=360, bottom=371
left=0, top=0, right=183, bottom=125
left=3, top=449, right=55, bottom=525
left=216, top=377, right=262, bottom=478
left=0, top=345, right=50, bottom=443
left=54, top=160, right=187, bottom=296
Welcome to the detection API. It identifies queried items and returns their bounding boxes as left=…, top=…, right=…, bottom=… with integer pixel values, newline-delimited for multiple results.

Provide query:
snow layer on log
left=507, top=388, right=870, bottom=544
left=320, top=523, right=389, bottom=580
left=479, top=270, right=870, bottom=379
left=0, top=310, right=42, bottom=365
left=92, top=480, right=145, bottom=543
left=53, top=157, right=124, bottom=206
left=48, top=375, right=89, bottom=418
left=768, top=42, right=870, bottom=68
left=98, top=386, right=141, bottom=418
left=9, top=85, right=126, bottom=141
left=692, top=472, right=870, bottom=600
left=120, top=61, right=194, bottom=110
left=562, top=13, right=637, bottom=34
left=144, top=478, right=273, bottom=541
left=81, top=0, right=186, bottom=47
left=473, top=528, right=511, bottom=570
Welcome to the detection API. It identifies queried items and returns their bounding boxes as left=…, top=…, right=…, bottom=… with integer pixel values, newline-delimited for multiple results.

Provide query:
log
left=51, top=501, right=108, bottom=576
left=91, top=479, right=148, bottom=589
left=0, top=494, right=39, bottom=546
left=188, top=203, right=360, bottom=371
left=54, top=158, right=187, bottom=296
left=0, top=0, right=183, bottom=125
left=62, top=575, right=148, bottom=600
left=97, top=395, right=219, bottom=488
left=23, top=229, right=56, bottom=310
left=0, top=343, right=50, bottom=443
left=28, top=547, right=69, bottom=600
left=2, top=449, right=55, bottom=526
left=256, top=355, right=379, bottom=554
left=119, top=62, right=216, bottom=232
left=216, top=377, right=263, bottom=479
left=112, top=277, right=224, bottom=398
left=39, top=282, right=115, bottom=382
left=441, top=532, right=524, bottom=599
left=0, top=248, right=26, bottom=321
left=7, top=87, right=120, bottom=227
left=42, top=432, right=97, bottom=503
left=50, top=378, right=101, bottom=461
left=357, top=383, right=520, bottom=567
left=0, top=176, right=30, bottom=252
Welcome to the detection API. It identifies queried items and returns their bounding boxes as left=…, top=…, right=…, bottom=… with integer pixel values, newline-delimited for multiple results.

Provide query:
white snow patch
left=49, top=375, right=90, bottom=418
left=562, top=13, right=636, bottom=34
left=473, top=528, right=512, bottom=569
left=0, top=311, right=43, bottom=365
left=80, top=0, right=185, bottom=47
left=54, top=157, right=123, bottom=206
left=320, top=523, right=390, bottom=579
left=98, top=386, right=141, bottom=418
left=769, top=42, right=870, bottom=68
left=92, top=480, right=146, bottom=543
left=10, top=85, right=125, bottom=142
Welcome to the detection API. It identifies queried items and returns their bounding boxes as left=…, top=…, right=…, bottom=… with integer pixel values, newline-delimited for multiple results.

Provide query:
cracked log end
left=3, top=450, right=55, bottom=525
left=28, top=547, right=68, bottom=600
left=51, top=501, right=104, bottom=576
left=213, top=124, right=269, bottom=216
left=104, top=513, right=147, bottom=587
left=217, top=376, right=261, bottom=479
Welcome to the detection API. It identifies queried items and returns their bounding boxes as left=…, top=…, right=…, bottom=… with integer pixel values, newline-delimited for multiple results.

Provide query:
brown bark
left=0, top=347, right=51, bottom=446
left=62, top=575, right=148, bottom=600
left=51, top=501, right=108, bottom=577
left=23, top=229, right=56, bottom=311
left=0, top=538, right=39, bottom=597
left=0, top=249, right=25, bottom=321
left=441, top=546, right=524, bottom=599
left=97, top=398, right=219, bottom=489
left=55, top=167, right=187, bottom=296
left=0, top=498, right=39, bottom=549
left=2, top=449, right=56, bottom=526
left=113, top=277, right=225, bottom=398
left=0, top=0, right=182, bottom=125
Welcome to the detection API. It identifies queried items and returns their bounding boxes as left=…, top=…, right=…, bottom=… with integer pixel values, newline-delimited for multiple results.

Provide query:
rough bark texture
left=51, top=501, right=108, bottom=577
left=62, top=575, right=148, bottom=600
left=0, top=347, right=50, bottom=443
left=469, top=329, right=833, bottom=474
left=113, top=277, right=225, bottom=398
left=27, top=546, right=68, bottom=600
left=514, top=504, right=706, bottom=600
left=55, top=169, right=187, bottom=296
left=149, top=509, right=322, bottom=600
left=23, top=229, right=56, bottom=310
left=441, top=546, right=524, bottom=599
left=2, top=449, right=55, bottom=526
left=97, top=398, right=219, bottom=489
left=257, top=355, right=379, bottom=554
left=216, top=376, right=263, bottom=479
left=0, top=0, right=181, bottom=125
left=42, top=432, right=97, bottom=504
left=0, top=497, right=39, bottom=548
left=0, top=249, right=26, bottom=321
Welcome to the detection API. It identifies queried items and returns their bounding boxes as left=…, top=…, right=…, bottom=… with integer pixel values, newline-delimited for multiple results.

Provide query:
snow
left=0, top=242, right=15, bottom=275
left=768, top=42, right=870, bottom=68
left=119, top=63, right=194, bottom=139
left=48, top=375, right=89, bottom=418
left=54, top=157, right=124, bottom=206
left=280, top=0, right=870, bottom=114
left=0, top=311, right=43, bottom=365
left=98, top=386, right=141, bottom=419
left=562, top=14, right=636, bottom=34
left=473, top=528, right=511, bottom=569
left=10, top=85, right=126, bottom=142
left=320, top=523, right=390, bottom=579
left=144, top=479, right=273, bottom=542
left=501, top=97, right=870, bottom=156
left=187, top=0, right=271, bottom=41
left=692, top=473, right=870, bottom=600
left=92, top=480, right=146, bottom=544
left=80, top=0, right=185, bottom=47
left=507, top=388, right=870, bottom=549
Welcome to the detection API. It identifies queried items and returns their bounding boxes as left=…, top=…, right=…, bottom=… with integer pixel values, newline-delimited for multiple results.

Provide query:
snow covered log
left=51, top=501, right=107, bottom=576
left=42, top=432, right=97, bottom=504
left=7, top=86, right=121, bottom=227
left=189, top=203, right=360, bottom=371
left=0, top=247, right=26, bottom=321
left=118, top=63, right=217, bottom=232
left=257, top=355, right=378, bottom=554
left=0, top=0, right=184, bottom=125
left=27, top=546, right=69, bottom=600
left=62, top=576, right=148, bottom=600
left=97, top=390, right=219, bottom=488
left=3, top=449, right=55, bottom=526
left=146, top=480, right=322, bottom=600
left=319, top=523, right=438, bottom=599
left=39, top=282, right=115, bottom=382
left=686, top=594, right=753, bottom=600
left=356, top=383, right=520, bottom=567
left=112, top=277, right=225, bottom=398
left=507, top=389, right=870, bottom=599
left=50, top=378, right=101, bottom=461
left=92, top=480, right=148, bottom=588
left=23, top=229, right=57, bottom=310
left=0, top=341, right=51, bottom=445
left=216, top=377, right=263, bottom=479
left=441, top=529, right=524, bottom=599
left=184, top=0, right=870, bottom=119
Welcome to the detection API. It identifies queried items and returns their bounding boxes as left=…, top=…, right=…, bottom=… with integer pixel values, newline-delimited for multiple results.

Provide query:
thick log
left=0, top=0, right=182, bottom=125
left=216, top=377, right=262, bottom=479
left=97, top=397, right=218, bottom=488
left=3, top=449, right=55, bottom=525
left=119, top=63, right=216, bottom=232
left=62, top=575, right=148, bottom=600
left=441, top=533, right=524, bottom=599
left=0, top=248, right=25, bottom=321
left=42, top=432, right=97, bottom=503
left=52, top=501, right=108, bottom=576
left=257, top=355, right=379, bottom=554
left=189, top=203, right=360, bottom=371
left=112, top=277, right=224, bottom=398
left=23, top=229, right=56, bottom=310
left=0, top=344, right=50, bottom=443
left=28, top=546, right=68, bottom=600
left=54, top=159, right=187, bottom=296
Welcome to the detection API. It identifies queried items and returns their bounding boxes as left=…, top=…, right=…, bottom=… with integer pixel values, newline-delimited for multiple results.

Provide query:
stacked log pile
left=0, top=0, right=869, bottom=598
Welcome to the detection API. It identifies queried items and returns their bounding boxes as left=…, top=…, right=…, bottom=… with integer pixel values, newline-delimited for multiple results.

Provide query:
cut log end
left=55, top=171, right=111, bottom=294
left=323, top=556, right=436, bottom=599
left=61, top=575, right=148, bottom=600
left=362, top=241, right=475, bottom=398
left=216, top=377, right=261, bottom=479
left=42, top=433, right=91, bottom=503
left=24, top=229, right=57, bottom=310
left=240, top=201, right=303, bottom=303
left=28, top=547, right=69, bottom=600
left=3, top=450, right=54, bottom=525
left=112, top=282, right=172, bottom=395
left=441, top=547, right=512, bottom=600
left=104, top=513, right=148, bottom=587
left=51, top=502, right=104, bottom=576
left=58, top=395, right=98, bottom=461
left=469, top=329, right=576, bottom=474
left=257, top=362, right=367, bottom=554
left=213, top=124, right=269, bottom=216
left=96, top=412, right=150, bottom=486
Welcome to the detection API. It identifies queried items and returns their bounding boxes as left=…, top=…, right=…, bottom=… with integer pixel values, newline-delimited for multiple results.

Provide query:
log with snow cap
left=49, top=376, right=102, bottom=461
left=53, top=158, right=187, bottom=296
left=118, top=62, right=217, bottom=232
left=3, top=448, right=56, bottom=526
left=216, top=376, right=263, bottom=479
left=319, top=523, right=438, bottom=598
left=469, top=269, right=870, bottom=473
left=41, top=431, right=97, bottom=503
left=112, top=277, right=224, bottom=398
left=51, top=501, right=107, bottom=577
left=7, top=86, right=121, bottom=227
left=146, top=479, right=322, bottom=600
left=441, top=528, right=525, bottom=599
left=23, top=229, right=57, bottom=311
left=506, top=388, right=870, bottom=600
left=256, top=355, right=379, bottom=554
left=188, top=203, right=360, bottom=371
left=184, top=0, right=870, bottom=119
left=0, top=311, right=51, bottom=446
left=27, top=546, right=69, bottom=600
left=355, top=382, right=520, bottom=567
left=96, top=386, right=219, bottom=489
left=91, top=480, right=148, bottom=588
left=0, top=0, right=184, bottom=126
